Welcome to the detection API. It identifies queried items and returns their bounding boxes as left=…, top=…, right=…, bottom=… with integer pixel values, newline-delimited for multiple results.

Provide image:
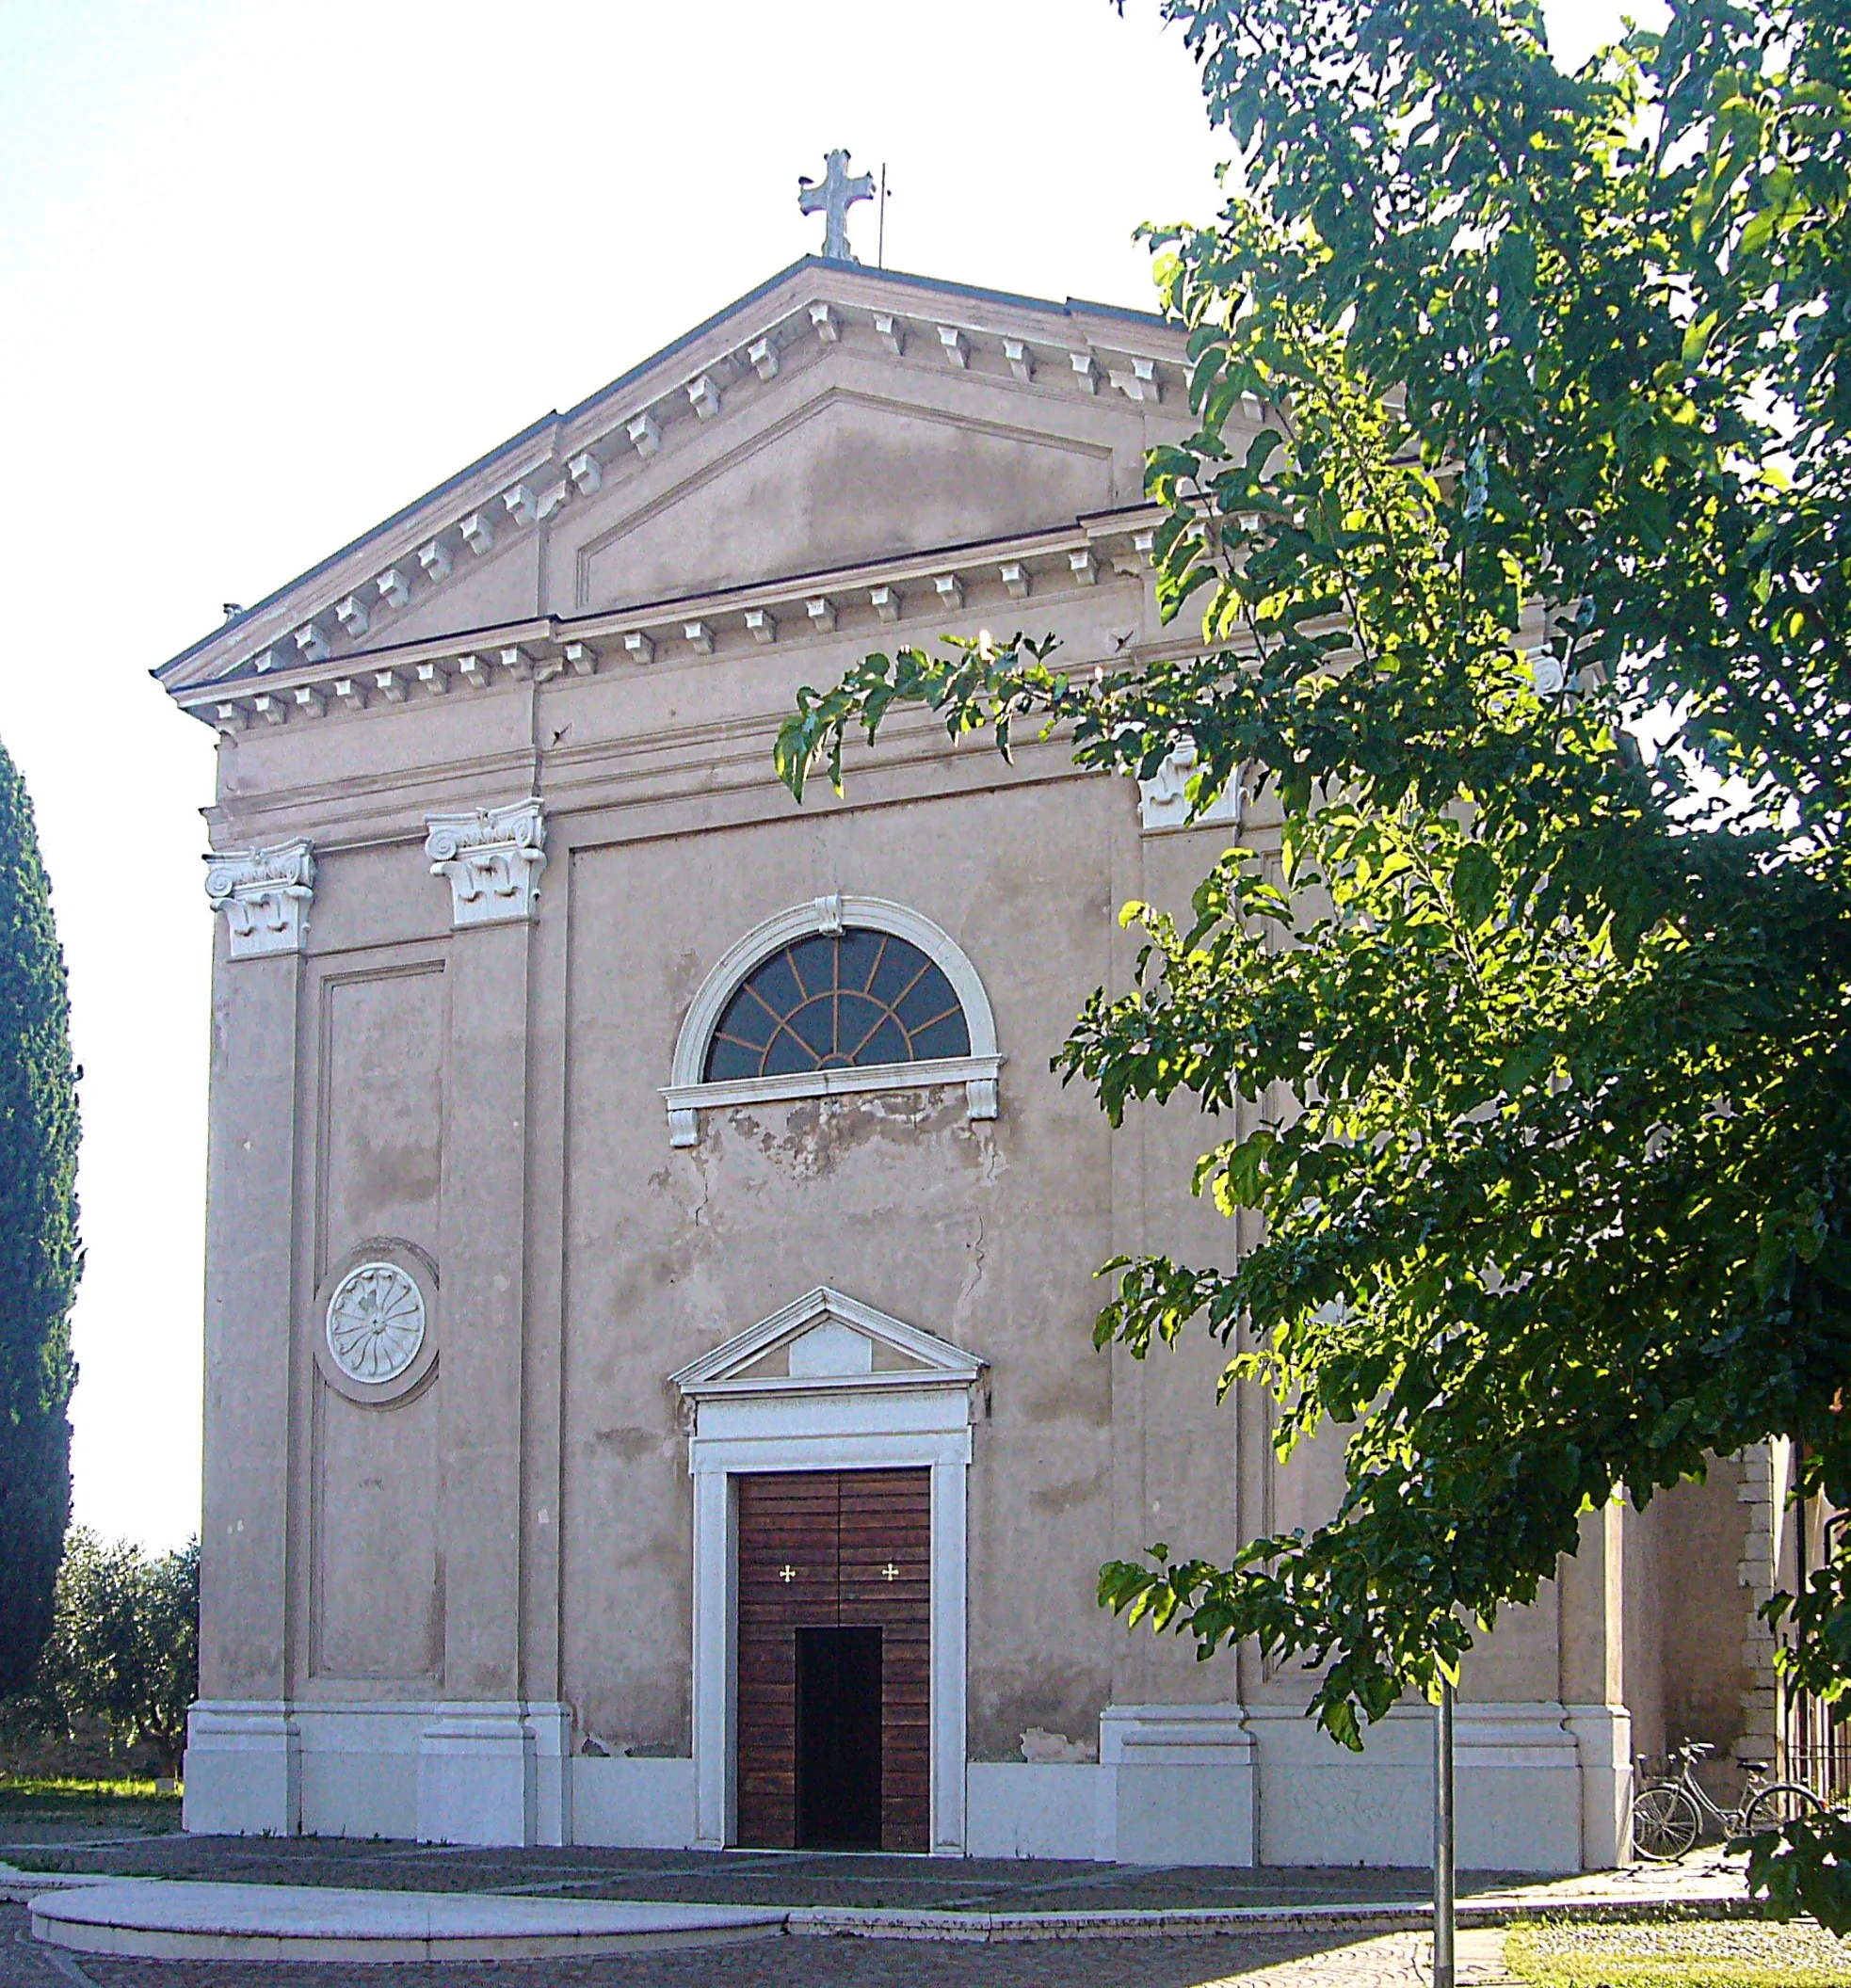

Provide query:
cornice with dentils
left=176, top=505, right=1168, bottom=735
left=156, top=259, right=1200, bottom=699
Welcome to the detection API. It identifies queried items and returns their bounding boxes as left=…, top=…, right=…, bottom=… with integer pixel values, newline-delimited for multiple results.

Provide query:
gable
left=577, top=390, right=1116, bottom=612
left=157, top=259, right=1192, bottom=703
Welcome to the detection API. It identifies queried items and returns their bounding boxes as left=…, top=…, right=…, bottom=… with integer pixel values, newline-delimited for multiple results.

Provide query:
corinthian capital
left=203, top=840, right=316, bottom=959
left=424, top=798, right=545, bottom=927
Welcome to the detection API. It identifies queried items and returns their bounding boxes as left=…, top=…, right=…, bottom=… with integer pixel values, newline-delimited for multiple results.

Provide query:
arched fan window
left=703, top=929, right=970, bottom=1082
left=664, top=895, right=1000, bottom=1146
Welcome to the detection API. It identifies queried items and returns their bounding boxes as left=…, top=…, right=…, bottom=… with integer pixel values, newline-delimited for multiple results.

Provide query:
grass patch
left=1506, top=1920, right=1851, bottom=1987
left=0, top=1776, right=175, bottom=1804
left=0, top=1776, right=181, bottom=1837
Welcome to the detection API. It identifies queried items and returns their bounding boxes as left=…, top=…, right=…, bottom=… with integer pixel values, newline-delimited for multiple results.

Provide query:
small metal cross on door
left=779, top=1564, right=797, bottom=1583
left=798, top=149, right=876, bottom=263
left=881, top=1563, right=900, bottom=1581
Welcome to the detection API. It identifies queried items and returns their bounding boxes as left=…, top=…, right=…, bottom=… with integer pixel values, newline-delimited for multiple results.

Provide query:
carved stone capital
left=424, top=798, right=546, bottom=927
left=204, top=839, right=315, bottom=958
left=1136, top=738, right=1242, bottom=834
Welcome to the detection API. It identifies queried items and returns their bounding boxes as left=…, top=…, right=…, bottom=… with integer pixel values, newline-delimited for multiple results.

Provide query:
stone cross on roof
left=798, top=149, right=876, bottom=264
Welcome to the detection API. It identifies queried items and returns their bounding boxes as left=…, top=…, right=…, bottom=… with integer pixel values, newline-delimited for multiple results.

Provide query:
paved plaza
left=0, top=1812, right=1749, bottom=1986
left=2, top=1904, right=1515, bottom=1988
left=2, top=1836, right=1471, bottom=1913
left=0, top=1820, right=1741, bottom=1914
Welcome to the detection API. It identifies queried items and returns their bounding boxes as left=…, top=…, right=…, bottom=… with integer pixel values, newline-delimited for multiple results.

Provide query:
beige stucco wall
left=184, top=263, right=1762, bottom=1833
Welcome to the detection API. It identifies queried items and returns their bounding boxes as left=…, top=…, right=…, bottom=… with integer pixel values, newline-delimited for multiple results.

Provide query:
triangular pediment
left=572, top=386, right=1116, bottom=613
left=158, top=259, right=1190, bottom=702
left=670, top=1287, right=986, bottom=1400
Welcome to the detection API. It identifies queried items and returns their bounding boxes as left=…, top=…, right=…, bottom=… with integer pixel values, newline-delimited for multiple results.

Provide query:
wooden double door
left=736, top=1468, right=930, bottom=1852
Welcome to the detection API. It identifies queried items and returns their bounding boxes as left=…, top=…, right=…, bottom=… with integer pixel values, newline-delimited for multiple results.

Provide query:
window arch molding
left=663, top=895, right=1001, bottom=1147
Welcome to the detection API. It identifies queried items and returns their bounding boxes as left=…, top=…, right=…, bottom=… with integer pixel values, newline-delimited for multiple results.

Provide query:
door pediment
left=670, top=1288, right=986, bottom=1403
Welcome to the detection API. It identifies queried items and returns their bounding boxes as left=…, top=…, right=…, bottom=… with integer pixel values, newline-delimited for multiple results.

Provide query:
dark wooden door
left=735, top=1468, right=931, bottom=1852
left=838, top=1469, right=930, bottom=1851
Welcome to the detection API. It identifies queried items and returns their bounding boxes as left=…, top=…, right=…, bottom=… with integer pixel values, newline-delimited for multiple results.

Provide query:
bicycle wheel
left=1743, top=1781, right=1827, bottom=1834
left=1633, top=1783, right=1701, bottom=1860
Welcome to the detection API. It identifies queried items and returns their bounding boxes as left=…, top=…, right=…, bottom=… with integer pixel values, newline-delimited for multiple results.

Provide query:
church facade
left=161, top=251, right=1777, bottom=1868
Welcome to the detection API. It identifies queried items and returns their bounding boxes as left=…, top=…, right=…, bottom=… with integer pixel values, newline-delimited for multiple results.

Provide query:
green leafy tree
left=0, top=735, right=80, bottom=1696
left=778, top=0, right=1851, bottom=1922
left=16, top=1530, right=201, bottom=1779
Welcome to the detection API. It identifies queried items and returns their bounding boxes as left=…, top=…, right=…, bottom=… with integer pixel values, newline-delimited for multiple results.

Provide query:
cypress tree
left=0, top=733, right=79, bottom=1695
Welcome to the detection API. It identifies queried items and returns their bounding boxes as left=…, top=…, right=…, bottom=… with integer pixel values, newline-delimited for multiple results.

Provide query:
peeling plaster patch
left=728, top=1087, right=967, bottom=1181
left=1021, top=1726, right=1098, bottom=1764
left=973, top=1675, right=1112, bottom=1762
left=667, top=949, right=707, bottom=1014
left=684, top=1142, right=716, bottom=1228
left=966, top=1118, right=1006, bottom=1188
left=576, top=1690, right=687, bottom=1760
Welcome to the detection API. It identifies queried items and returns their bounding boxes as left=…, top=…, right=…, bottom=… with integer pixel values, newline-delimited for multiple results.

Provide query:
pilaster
left=427, top=800, right=539, bottom=1836
left=187, top=842, right=315, bottom=1833
left=518, top=816, right=572, bottom=1733
left=1559, top=1499, right=1631, bottom=1867
left=1735, top=1439, right=1785, bottom=1772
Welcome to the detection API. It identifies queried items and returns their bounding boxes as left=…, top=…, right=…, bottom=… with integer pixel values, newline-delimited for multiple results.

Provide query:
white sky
left=0, top=0, right=1641, bottom=1551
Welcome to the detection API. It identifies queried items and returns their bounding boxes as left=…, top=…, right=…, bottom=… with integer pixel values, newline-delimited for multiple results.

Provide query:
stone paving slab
left=27, top=1884, right=783, bottom=1964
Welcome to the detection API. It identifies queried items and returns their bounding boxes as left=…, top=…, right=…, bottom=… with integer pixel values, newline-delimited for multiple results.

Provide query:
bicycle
left=1632, top=1740, right=1825, bottom=1860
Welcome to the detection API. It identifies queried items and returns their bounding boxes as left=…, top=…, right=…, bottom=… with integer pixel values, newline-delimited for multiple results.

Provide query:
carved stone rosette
left=325, top=1260, right=427, bottom=1385
left=424, top=798, right=546, bottom=927
left=203, top=839, right=316, bottom=958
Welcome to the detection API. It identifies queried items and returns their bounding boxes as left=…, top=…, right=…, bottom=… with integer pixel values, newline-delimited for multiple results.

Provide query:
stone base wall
left=183, top=1701, right=570, bottom=1847
left=185, top=1696, right=1629, bottom=1870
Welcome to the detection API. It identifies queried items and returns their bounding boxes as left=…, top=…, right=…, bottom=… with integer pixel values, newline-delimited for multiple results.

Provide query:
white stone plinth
left=571, top=1756, right=697, bottom=1848
left=1564, top=1703, right=1634, bottom=1868
left=968, top=1763, right=1098, bottom=1860
left=417, top=1706, right=536, bottom=1846
left=1246, top=1699, right=1585, bottom=1872
left=182, top=1702, right=300, bottom=1837
left=1098, top=1705, right=1256, bottom=1866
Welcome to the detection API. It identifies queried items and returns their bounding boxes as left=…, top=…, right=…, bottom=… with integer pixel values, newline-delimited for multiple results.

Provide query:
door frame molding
left=674, top=1290, right=984, bottom=1856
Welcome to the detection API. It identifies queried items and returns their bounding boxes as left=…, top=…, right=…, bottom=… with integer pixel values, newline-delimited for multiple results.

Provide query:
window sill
left=661, top=1054, right=1003, bottom=1147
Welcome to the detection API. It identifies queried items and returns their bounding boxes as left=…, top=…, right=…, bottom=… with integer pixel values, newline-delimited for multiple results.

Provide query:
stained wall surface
left=176, top=258, right=1768, bottom=1860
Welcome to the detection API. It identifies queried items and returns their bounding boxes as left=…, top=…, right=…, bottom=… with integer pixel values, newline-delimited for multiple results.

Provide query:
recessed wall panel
left=312, top=962, right=445, bottom=1684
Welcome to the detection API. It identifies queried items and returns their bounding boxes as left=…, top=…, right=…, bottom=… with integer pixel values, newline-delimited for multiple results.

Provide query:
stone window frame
left=662, top=895, right=1002, bottom=1147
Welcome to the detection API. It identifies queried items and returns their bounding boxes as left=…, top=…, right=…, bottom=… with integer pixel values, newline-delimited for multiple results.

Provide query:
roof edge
left=156, top=258, right=1173, bottom=687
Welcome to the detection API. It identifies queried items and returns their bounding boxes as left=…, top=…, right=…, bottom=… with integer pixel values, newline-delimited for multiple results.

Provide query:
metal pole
left=1435, top=1675, right=1456, bottom=1988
